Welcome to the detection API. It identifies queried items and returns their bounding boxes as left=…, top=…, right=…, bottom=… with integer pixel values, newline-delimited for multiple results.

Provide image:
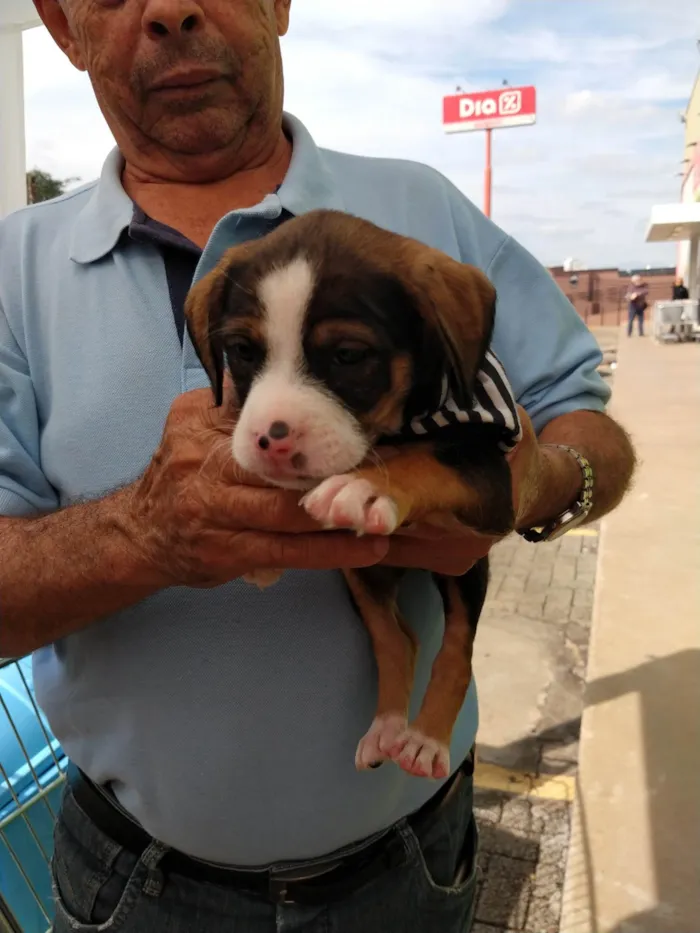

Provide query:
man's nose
left=142, top=0, right=205, bottom=39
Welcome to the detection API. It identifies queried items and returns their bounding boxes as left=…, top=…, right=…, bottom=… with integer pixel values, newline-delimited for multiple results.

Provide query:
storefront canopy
left=645, top=202, right=700, bottom=243
left=647, top=202, right=700, bottom=299
left=0, top=0, right=42, bottom=218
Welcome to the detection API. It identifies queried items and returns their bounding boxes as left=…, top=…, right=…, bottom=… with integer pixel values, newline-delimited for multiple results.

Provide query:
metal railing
left=0, top=657, right=67, bottom=932
left=557, top=280, right=679, bottom=327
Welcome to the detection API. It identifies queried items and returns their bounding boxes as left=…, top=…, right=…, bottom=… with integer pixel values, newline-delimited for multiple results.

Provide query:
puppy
left=185, top=209, right=521, bottom=780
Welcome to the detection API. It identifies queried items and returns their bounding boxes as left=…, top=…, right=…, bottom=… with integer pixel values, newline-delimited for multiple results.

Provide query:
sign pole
left=484, top=128, right=493, bottom=219
left=442, top=85, right=536, bottom=220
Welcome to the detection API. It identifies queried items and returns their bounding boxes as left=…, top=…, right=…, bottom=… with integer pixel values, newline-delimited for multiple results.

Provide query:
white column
left=689, top=235, right=699, bottom=301
left=0, top=28, right=28, bottom=218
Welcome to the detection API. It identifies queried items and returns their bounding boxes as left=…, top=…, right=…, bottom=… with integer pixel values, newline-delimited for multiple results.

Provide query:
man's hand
left=123, top=388, right=389, bottom=588
left=382, top=514, right=493, bottom=575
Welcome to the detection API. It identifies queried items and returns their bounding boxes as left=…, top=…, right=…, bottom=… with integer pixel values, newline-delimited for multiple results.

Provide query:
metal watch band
left=518, top=444, right=594, bottom=543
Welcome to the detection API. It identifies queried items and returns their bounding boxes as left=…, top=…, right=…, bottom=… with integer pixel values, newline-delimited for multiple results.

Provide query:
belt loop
left=140, top=840, right=170, bottom=898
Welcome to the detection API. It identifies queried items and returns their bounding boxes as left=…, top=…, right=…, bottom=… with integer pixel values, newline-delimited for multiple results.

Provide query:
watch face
left=544, top=504, right=589, bottom=541
left=520, top=501, right=590, bottom=543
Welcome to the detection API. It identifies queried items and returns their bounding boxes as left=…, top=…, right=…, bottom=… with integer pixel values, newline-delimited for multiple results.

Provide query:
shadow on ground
left=478, top=718, right=582, bottom=777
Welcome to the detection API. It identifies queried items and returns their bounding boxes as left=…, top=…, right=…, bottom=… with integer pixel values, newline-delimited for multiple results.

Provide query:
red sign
left=443, top=86, right=537, bottom=134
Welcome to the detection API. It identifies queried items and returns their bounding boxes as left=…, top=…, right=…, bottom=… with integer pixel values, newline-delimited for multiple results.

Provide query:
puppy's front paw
left=301, top=475, right=398, bottom=536
left=242, top=569, right=283, bottom=589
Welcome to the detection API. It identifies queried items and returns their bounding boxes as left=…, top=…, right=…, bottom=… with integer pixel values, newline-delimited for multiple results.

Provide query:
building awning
left=646, top=202, right=700, bottom=243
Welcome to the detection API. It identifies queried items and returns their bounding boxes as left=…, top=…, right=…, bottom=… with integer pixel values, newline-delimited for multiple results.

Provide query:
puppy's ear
left=409, top=252, right=496, bottom=406
left=184, top=262, right=231, bottom=406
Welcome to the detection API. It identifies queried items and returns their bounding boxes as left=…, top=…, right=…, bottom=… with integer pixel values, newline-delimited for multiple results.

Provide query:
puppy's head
left=185, top=210, right=496, bottom=489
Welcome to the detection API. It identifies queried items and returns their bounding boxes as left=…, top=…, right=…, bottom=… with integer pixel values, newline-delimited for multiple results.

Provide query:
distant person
left=672, top=278, right=689, bottom=301
left=625, top=274, right=648, bottom=337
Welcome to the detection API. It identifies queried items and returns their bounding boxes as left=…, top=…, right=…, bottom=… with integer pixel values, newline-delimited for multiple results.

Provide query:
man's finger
left=393, top=515, right=478, bottom=539
left=384, top=536, right=491, bottom=573
left=240, top=531, right=390, bottom=570
left=210, top=486, right=321, bottom=533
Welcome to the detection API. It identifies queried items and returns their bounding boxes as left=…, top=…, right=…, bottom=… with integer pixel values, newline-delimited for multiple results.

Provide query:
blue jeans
left=627, top=306, right=644, bottom=336
left=50, top=769, right=478, bottom=932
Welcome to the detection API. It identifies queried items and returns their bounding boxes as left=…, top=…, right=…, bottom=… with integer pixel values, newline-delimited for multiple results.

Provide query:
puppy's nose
left=257, top=421, right=293, bottom=457
left=269, top=421, right=290, bottom=440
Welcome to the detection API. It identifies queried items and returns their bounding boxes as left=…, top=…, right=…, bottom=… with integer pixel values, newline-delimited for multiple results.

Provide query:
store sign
left=443, top=86, right=537, bottom=133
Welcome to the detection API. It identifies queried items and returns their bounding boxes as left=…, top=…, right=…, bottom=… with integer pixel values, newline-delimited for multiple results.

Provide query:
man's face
left=48, top=0, right=291, bottom=158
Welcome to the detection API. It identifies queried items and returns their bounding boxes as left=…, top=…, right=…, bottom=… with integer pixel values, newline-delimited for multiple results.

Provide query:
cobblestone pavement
left=470, top=528, right=599, bottom=933
left=473, top=789, right=572, bottom=933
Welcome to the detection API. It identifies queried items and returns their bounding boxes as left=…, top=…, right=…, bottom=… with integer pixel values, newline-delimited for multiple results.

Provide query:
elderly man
left=625, top=273, right=649, bottom=337
left=0, top=2, right=635, bottom=931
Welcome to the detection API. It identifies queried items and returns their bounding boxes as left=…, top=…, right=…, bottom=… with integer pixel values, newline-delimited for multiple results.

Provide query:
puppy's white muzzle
left=232, top=369, right=368, bottom=489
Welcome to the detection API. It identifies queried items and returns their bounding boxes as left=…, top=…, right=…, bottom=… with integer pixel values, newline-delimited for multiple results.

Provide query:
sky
left=21, top=0, right=700, bottom=270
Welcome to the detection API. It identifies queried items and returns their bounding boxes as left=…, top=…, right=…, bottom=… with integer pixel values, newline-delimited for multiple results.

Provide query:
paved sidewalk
left=561, top=334, right=700, bottom=932
left=476, top=529, right=599, bottom=776
left=468, top=325, right=616, bottom=933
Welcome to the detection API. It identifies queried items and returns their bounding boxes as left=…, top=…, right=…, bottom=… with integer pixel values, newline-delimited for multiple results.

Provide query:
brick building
left=547, top=266, right=677, bottom=327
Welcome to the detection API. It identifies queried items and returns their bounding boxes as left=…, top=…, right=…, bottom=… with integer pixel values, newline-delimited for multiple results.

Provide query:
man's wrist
left=101, top=486, right=171, bottom=589
left=516, top=444, right=584, bottom=531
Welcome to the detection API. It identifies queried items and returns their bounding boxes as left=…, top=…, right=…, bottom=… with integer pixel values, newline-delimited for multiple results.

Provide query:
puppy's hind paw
left=355, top=714, right=408, bottom=771
left=389, top=729, right=451, bottom=780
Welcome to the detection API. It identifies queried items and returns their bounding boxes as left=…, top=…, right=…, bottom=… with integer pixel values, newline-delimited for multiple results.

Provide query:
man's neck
left=121, top=130, right=293, bottom=249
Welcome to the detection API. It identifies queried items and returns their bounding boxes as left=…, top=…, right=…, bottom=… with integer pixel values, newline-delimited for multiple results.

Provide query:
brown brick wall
left=547, top=267, right=677, bottom=326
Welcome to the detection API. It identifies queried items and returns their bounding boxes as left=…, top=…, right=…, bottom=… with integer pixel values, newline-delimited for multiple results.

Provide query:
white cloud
left=292, top=0, right=509, bottom=31
left=563, top=90, right=599, bottom=116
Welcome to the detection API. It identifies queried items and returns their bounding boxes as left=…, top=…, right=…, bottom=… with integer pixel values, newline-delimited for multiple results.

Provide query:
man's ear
left=184, top=264, right=231, bottom=406
left=33, top=0, right=87, bottom=71
left=274, top=0, right=292, bottom=36
left=408, top=252, right=496, bottom=406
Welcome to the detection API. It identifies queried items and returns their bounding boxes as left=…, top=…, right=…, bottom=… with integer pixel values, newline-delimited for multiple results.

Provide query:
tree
left=26, top=169, right=80, bottom=205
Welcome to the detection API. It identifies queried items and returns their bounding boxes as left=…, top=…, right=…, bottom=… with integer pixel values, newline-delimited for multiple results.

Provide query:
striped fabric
left=404, top=350, right=523, bottom=452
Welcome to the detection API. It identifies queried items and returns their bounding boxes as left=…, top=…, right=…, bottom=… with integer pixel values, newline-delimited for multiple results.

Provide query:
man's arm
left=384, top=407, right=635, bottom=574
left=514, top=408, right=636, bottom=529
left=0, top=492, right=160, bottom=658
left=0, top=390, right=389, bottom=659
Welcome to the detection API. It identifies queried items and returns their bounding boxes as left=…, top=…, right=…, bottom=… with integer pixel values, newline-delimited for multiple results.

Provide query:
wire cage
left=0, top=656, right=67, bottom=932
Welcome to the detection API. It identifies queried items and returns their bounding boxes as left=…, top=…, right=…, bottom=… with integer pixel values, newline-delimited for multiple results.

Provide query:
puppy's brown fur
left=186, top=210, right=515, bottom=779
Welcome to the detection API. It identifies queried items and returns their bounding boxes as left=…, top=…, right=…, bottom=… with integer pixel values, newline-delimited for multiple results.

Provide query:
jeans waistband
left=65, top=748, right=474, bottom=903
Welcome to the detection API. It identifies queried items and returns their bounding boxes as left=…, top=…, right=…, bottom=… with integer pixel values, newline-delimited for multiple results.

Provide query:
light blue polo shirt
left=0, top=113, right=609, bottom=867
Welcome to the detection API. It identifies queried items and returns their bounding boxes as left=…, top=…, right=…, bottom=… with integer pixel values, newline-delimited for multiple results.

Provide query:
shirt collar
left=69, top=112, right=344, bottom=266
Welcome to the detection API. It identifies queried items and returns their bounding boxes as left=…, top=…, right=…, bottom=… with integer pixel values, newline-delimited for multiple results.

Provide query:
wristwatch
left=518, top=444, right=594, bottom=543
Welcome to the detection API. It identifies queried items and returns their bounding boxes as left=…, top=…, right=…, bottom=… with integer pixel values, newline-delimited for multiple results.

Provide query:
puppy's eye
left=332, top=344, right=373, bottom=366
left=227, top=338, right=261, bottom=365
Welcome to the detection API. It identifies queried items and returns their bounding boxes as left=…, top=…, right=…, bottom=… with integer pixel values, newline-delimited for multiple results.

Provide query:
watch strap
left=518, top=444, right=594, bottom=543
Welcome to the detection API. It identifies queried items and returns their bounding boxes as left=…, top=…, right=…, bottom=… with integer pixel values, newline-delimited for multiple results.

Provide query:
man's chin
left=148, top=111, right=247, bottom=159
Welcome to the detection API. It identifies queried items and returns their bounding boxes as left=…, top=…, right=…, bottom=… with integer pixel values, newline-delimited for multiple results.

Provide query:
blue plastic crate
left=0, top=657, right=67, bottom=932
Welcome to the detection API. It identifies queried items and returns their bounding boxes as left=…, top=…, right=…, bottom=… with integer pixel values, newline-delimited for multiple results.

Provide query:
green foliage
left=26, top=169, right=80, bottom=204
